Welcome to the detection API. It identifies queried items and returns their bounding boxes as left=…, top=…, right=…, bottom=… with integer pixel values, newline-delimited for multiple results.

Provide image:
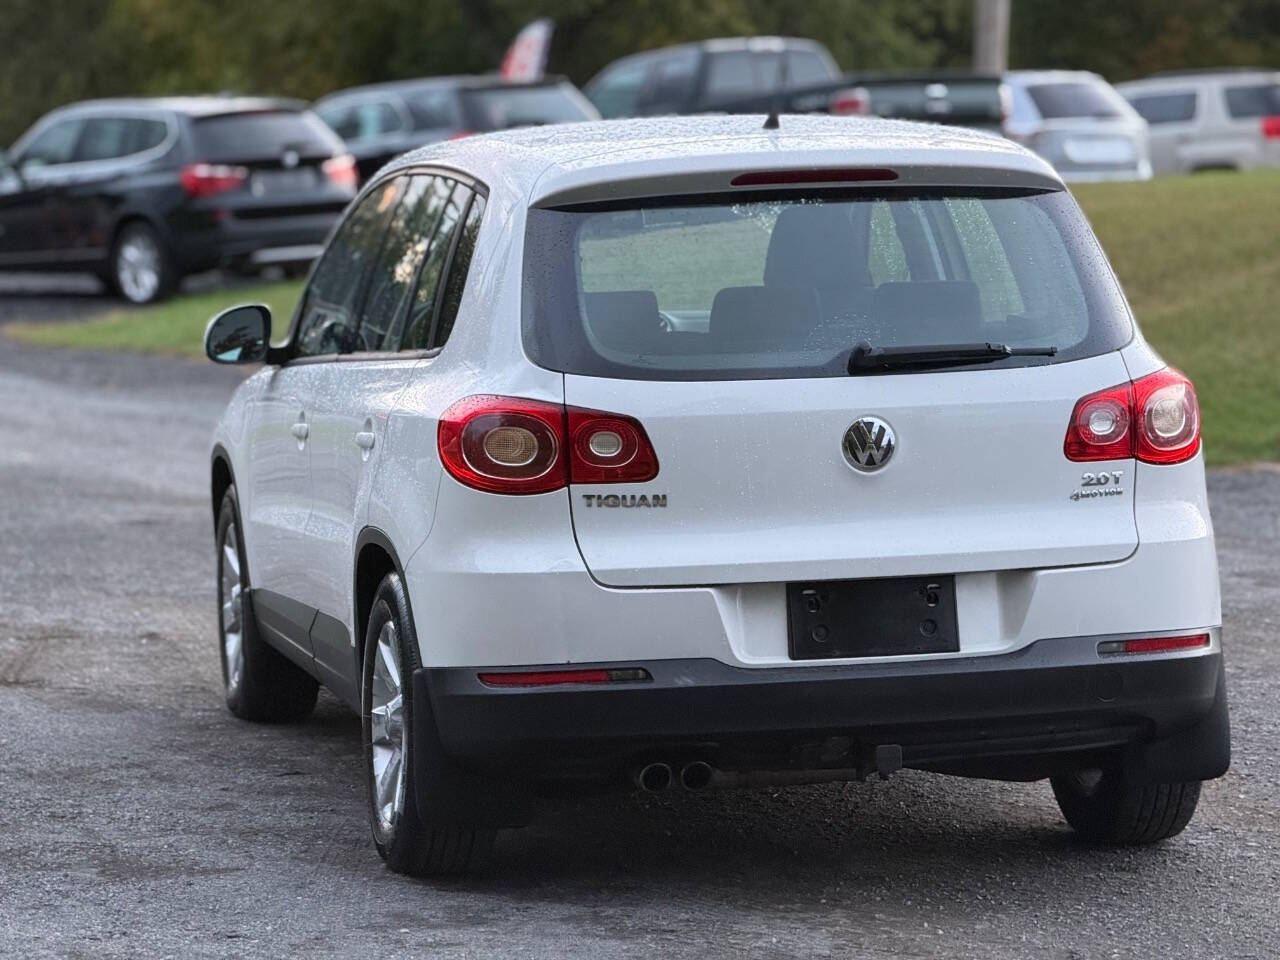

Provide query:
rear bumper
left=170, top=209, right=344, bottom=272
left=420, top=635, right=1229, bottom=787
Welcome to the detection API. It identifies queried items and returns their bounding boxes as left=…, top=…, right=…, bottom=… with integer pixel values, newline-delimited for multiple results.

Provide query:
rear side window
left=1223, top=83, right=1280, bottom=118
left=1026, top=82, right=1125, bottom=119
left=72, top=117, right=170, bottom=162
left=294, top=177, right=404, bottom=357
left=637, top=51, right=699, bottom=114
left=460, top=85, right=593, bottom=130
left=357, top=174, right=439, bottom=351
left=587, top=59, right=651, bottom=118
left=318, top=99, right=404, bottom=142
left=523, top=189, right=1131, bottom=381
left=192, top=111, right=340, bottom=162
left=400, top=180, right=471, bottom=350
left=705, top=51, right=757, bottom=99
left=1128, top=92, right=1197, bottom=124
left=404, top=88, right=461, bottom=128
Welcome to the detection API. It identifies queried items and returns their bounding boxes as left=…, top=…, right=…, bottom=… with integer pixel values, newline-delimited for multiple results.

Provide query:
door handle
left=355, top=431, right=376, bottom=451
left=291, top=422, right=309, bottom=440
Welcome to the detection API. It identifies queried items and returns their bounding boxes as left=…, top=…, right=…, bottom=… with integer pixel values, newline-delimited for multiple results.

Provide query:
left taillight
left=180, top=162, right=248, bottom=197
left=437, top=395, right=660, bottom=495
left=322, top=154, right=358, bottom=189
left=1064, top=367, right=1201, bottom=465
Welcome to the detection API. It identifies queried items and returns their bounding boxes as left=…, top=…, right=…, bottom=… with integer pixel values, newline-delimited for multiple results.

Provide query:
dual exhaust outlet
left=636, top=761, right=713, bottom=793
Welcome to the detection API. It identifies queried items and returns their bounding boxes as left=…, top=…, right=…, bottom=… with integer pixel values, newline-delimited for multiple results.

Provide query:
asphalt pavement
left=0, top=337, right=1276, bottom=959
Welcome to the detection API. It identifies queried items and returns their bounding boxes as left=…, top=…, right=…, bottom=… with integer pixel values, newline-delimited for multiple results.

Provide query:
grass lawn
left=5, top=169, right=1278, bottom=465
left=4, top=280, right=304, bottom=357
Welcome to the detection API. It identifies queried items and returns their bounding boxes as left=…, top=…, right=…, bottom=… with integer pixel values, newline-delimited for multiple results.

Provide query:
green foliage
left=4, top=1, right=1278, bottom=144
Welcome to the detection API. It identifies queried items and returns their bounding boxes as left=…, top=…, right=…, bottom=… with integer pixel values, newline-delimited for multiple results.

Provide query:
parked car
left=1004, top=70, right=1152, bottom=181
left=204, top=115, right=1228, bottom=876
left=1117, top=69, right=1280, bottom=175
left=314, top=76, right=599, bottom=183
left=0, top=97, right=356, bottom=304
left=584, top=37, right=841, bottom=118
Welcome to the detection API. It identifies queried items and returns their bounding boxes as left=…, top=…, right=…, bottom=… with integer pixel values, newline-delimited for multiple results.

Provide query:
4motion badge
left=1071, top=470, right=1125, bottom=501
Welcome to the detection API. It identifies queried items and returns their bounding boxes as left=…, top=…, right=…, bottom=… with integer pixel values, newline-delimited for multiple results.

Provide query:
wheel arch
left=354, top=527, right=412, bottom=672
left=211, top=444, right=236, bottom=529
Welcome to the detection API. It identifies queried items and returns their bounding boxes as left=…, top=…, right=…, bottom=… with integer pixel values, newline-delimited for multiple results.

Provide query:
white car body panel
left=210, top=114, right=1220, bottom=679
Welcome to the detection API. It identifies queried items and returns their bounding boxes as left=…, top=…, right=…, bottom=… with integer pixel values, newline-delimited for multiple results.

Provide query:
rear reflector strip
left=730, top=168, right=898, bottom=186
left=477, top=668, right=652, bottom=687
left=1097, top=633, right=1210, bottom=656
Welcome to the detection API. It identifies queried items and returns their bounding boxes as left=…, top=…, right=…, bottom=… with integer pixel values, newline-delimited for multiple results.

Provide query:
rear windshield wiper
left=847, top=341, right=1058, bottom=374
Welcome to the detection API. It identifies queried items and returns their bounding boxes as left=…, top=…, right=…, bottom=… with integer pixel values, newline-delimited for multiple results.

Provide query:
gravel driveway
left=0, top=341, right=1275, bottom=959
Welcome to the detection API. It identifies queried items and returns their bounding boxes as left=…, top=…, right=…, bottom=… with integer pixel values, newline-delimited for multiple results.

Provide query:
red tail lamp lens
left=730, top=168, right=898, bottom=186
left=1098, top=633, right=1210, bottom=656
left=180, top=163, right=248, bottom=197
left=438, top=396, right=660, bottom=494
left=1064, top=368, right=1200, bottom=465
left=477, top=668, right=652, bottom=687
left=322, top=154, right=358, bottom=189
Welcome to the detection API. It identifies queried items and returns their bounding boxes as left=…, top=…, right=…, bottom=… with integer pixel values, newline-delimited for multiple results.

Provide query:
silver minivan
left=1117, top=69, right=1280, bottom=175
left=1005, top=70, right=1152, bottom=181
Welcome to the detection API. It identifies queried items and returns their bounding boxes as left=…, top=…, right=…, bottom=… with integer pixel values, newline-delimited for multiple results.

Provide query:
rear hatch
left=1021, top=80, right=1146, bottom=174
left=525, top=183, right=1139, bottom=587
left=187, top=109, right=354, bottom=216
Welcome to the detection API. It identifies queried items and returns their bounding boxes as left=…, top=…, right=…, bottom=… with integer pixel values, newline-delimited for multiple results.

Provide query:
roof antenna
left=762, top=47, right=791, bottom=130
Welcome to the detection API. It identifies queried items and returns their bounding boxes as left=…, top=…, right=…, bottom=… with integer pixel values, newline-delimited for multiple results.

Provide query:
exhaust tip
left=680, top=761, right=714, bottom=791
left=636, top=762, right=673, bottom=793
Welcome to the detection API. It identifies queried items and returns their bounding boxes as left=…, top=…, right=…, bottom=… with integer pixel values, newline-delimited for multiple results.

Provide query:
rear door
left=300, top=173, right=472, bottom=698
left=529, top=188, right=1140, bottom=587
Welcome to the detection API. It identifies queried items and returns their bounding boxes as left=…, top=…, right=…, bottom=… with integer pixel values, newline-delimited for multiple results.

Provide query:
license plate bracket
left=787, top=576, right=959, bottom=660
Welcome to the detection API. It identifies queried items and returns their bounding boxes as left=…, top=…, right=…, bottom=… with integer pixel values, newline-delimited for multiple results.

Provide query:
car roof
left=379, top=114, right=1062, bottom=207
left=1117, top=69, right=1280, bottom=90
left=1005, top=70, right=1107, bottom=86
left=51, top=96, right=308, bottom=117
left=314, top=75, right=573, bottom=106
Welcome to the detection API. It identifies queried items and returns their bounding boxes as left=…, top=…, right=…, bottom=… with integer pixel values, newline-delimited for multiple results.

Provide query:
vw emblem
left=281, top=149, right=300, bottom=169
left=843, top=417, right=896, bottom=472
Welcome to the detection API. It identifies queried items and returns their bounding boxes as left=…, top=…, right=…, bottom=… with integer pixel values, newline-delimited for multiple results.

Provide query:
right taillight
left=1261, top=115, right=1280, bottom=139
left=438, top=395, right=660, bottom=495
left=1065, top=368, right=1200, bottom=465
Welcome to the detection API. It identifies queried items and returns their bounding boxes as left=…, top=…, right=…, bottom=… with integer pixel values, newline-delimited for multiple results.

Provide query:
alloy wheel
left=116, top=230, right=162, bottom=303
left=219, top=524, right=245, bottom=691
left=369, top=620, right=407, bottom=838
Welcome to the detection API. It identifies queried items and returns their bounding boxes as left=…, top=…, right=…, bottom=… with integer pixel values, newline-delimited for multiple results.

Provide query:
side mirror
left=204, top=304, right=271, bottom=364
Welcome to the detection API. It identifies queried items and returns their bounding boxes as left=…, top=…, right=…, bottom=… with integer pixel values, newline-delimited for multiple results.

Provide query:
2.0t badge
left=843, top=416, right=896, bottom=472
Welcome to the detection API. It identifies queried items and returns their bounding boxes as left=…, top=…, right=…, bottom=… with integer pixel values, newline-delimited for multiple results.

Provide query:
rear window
left=523, top=189, right=1132, bottom=381
left=460, top=85, right=593, bottom=130
left=191, top=110, right=340, bottom=162
left=1223, top=83, right=1280, bottom=118
left=1127, top=91, right=1197, bottom=124
left=1027, top=82, right=1126, bottom=119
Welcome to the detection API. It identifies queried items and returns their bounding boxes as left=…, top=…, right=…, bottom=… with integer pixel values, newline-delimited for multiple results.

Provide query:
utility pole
left=974, top=0, right=1011, bottom=74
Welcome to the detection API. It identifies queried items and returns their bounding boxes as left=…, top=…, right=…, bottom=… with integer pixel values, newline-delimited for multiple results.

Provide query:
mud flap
left=1127, top=664, right=1230, bottom=785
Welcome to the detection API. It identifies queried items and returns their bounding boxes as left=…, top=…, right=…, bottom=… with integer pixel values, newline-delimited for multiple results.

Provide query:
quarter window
left=1223, top=83, right=1280, bottom=119
left=294, top=177, right=404, bottom=358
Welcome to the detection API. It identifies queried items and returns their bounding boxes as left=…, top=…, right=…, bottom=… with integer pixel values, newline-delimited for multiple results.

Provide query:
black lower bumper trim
left=419, top=644, right=1228, bottom=786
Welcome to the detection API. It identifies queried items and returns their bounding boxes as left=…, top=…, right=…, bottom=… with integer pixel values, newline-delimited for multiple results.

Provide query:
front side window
left=19, top=118, right=83, bottom=167
left=71, top=116, right=170, bottom=162
left=1128, top=91, right=1198, bottom=125
left=294, top=177, right=404, bottom=357
left=587, top=59, right=650, bottom=119
left=523, top=189, right=1131, bottom=381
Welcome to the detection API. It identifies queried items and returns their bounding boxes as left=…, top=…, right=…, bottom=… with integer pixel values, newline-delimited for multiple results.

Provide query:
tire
left=362, top=572, right=493, bottom=876
left=109, top=221, right=178, bottom=305
left=216, top=489, right=318, bottom=722
left=1051, top=768, right=1202, bottom=845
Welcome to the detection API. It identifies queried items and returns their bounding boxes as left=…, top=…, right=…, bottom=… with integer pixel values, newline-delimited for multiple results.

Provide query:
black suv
left=314, top=76, right=599, bottom=183
left=0, top=97, right=357, bottom=303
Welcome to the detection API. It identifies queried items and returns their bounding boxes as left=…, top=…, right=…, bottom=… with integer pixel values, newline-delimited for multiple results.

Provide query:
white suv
left=205, top=116, right=1229, bottom=876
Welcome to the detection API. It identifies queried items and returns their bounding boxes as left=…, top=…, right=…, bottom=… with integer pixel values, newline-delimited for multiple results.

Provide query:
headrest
left=869, top=281, right=983, bottom=345
left=584, top=290, right=662, bottom=353
left=709, top=285, right=821, bottom=347
left=764, top=204, right=870, bottom=290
